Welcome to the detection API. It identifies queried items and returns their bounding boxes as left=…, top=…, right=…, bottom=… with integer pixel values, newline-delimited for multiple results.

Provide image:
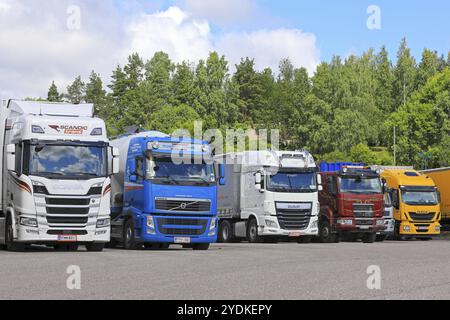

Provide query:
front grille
left=356, top=219, right=374, bottom=226
left=47, top=217, right=89, bottom=224
left=409, top=213, right=435, bottom=222
left=46, top=198, right=90, bottom=206
left=276, top=209, right=311, bottom=230
left=47, top=230, right=88, bottom=235
left=155, top=199, right=211, bottom=212
left=46, top=207, right=89, bottom=215
left=353, top=204, right=374, bottom=218
left=157, top=218, right=208, bottom=236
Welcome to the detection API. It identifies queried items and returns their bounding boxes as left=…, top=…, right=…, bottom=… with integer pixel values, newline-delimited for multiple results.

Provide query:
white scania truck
left=0, top=100, right=119, bottom=252
left=216, top=151, right=321, bottom=243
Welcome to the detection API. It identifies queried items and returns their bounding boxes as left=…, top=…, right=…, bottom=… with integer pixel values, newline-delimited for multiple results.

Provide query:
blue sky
left=0, top=0, right=449, bottom=98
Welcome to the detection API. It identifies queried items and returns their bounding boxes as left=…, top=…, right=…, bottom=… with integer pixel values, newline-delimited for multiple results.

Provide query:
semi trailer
left=0, top=100, right=119, bottom=252
left=319, top=163, right=386, bottom=243
left=381, top=169, right=441, bottom=240
left=422, top=167, right=450, bottom=227
left=216, top=151, right=321, bottom=243
left=110, top=131, right=220, bottom=250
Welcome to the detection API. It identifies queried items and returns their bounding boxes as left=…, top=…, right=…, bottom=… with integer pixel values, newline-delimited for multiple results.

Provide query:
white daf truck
left=216, top=151, right=321, bottom=243
left=0, top=100, right=119, bottom=252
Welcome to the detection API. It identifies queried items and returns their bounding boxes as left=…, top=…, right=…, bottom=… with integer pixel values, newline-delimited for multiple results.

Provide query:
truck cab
left=0, top=100, right=119, bottom=252
left=319, top=163, right=385, bottom=243
left=110, top=131, right=219, bottom=250
left=217, top=151, right=320, bottom=244
left=381, top=169, right=441, bottom=240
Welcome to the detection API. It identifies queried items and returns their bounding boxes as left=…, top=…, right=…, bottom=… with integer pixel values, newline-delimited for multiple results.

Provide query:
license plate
left=289, top=232, right=302, bottom=237
left=174, top=237, right=191, bottom=244
left=57, top=235, right=77, bottom=242
left=359, top=226, right=370, bottom=230
left=417, top=227, right=428, bottom=231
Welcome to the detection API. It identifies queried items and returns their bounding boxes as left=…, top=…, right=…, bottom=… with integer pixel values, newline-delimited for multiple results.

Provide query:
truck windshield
left=401, top=191, right=439, bottom=206
left=153, top=157, right=215, bottom=184
left=26, top=144, right=107, bottom=179
left=339, top=177, right=382, bottom=194
left=267, top=171, right=317, bottom=193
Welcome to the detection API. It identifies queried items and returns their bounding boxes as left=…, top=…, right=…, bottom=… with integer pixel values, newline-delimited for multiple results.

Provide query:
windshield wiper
left=157, top=176, right=180, bottom=185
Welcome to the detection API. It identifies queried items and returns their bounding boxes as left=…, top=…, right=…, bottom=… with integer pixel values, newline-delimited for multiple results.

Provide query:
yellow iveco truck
left=381, top=169, right=441, bottom=240
left=422, top=167, right=450, bottom=227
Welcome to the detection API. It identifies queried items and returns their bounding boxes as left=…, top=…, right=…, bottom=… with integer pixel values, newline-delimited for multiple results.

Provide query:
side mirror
left=129, top=175, right=138, bottom=183
left=111, top=147, right=120, bottom=175
left=6, top=144, right=16, bottom=172
left=255, top=172, right=262, bottom=185
left=317, top=173, right=322, bottom=186
left=219, top=164, right=226, bottom=186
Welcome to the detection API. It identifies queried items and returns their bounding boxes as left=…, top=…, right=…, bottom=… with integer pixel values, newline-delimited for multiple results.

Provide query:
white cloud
left=217, top=29, right=321, bottom=75
left=180, top=0, right=254, bottom=25
left=0, top=3, right=320, bottom=99
left=126, top=6, right=212, bottom=64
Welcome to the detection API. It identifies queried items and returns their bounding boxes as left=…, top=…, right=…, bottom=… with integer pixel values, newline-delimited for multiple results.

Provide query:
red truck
left=318, top=163, right=386, bottom=243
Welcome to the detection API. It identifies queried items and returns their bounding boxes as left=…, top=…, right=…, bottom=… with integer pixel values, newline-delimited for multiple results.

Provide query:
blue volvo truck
left=109, top=131, right=221, bottom=250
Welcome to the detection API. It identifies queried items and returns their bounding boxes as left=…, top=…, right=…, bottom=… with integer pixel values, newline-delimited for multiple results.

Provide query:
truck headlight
left=209, top=218, right=217, bottom=230
left=20, top=217, right=38, bottom=227
left=310, top=220, right=318, bottom=229
left=435, top=226, right=441, bottom=232
left=96, top=218, right=110, bottom=228
left=376, top=219, right=385, bottom=226
left=265, top=220, right=278, bottom=228
left=146, top=216, right=155, bottom=229
left=403, top=225, right=411, bottom=232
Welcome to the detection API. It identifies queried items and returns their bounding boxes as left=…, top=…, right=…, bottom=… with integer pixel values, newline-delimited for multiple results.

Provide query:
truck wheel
left=297, top=236, right=312, bottom=244
left=123, top=219, right=141, bottom=250
left=362, top=233, right=376, bottom=244
left=86, top=243, right=105, bottom=252
left=193, top=243, right=210, bottom=251
left=319, top=219, right=336, bottom=243
left=218, top=220, right=234, bottom=243
left=376, top=234, right=388, bottom=242
left=247, top=218, right=262, bottom=243
left=5, top=216, right=26, bottom=252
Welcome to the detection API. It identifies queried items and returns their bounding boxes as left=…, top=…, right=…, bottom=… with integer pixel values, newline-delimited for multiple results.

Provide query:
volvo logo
left=180, top=203, right=187, bottom=210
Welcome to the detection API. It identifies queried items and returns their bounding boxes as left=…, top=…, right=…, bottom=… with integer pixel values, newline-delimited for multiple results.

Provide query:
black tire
left=393, top=222, right=404, bottom=241
left=123, top=219, right=141, bottom=250
left=318, top=219, right=336, bottom=243
left=297, top=236, right=312, bottom=244
left=247, top=218, right=262, bottom=243
left=376, top=234, right=388, bottom=242
left=86, top=243, right=105, bottom=252
left=193, top=243, right=210, bottom=251
left=218, top=220, right=234, bottom=243
left=362, top=233, right=377, bottom=244
left=5, top=216, right=26, bottom=252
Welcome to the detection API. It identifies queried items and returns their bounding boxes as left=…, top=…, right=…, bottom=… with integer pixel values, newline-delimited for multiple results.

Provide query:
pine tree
left=85, top=71, right=107, bottom=116
left=416, top=49, right=439, bottom=89
left=375, top=46, right=394, bottom=113
left=393, top=38, right=417, bottom=108
left=47, top=81, right=60, bottom=102
left=66, top=76, right=85, bottom=104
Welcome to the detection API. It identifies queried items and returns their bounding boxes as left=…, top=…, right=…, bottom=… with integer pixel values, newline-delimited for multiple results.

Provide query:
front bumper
left=334, top=218, right=385, bottom=234
left=399, top=221, right=441, bottom=236
left=139, top=214, right=218, bottom=244
left=15, top=224, right=110, bottom=244
left=259, top=215, right=319, bottom=237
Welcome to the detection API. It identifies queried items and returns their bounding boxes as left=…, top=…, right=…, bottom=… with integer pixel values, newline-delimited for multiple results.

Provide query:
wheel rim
left=6, top=221, right=13, bottom=245
left=222, top=225, right=229, bottom=241
left=321, top=225, right=329, bottom=239
left=249, top=223, right=257, bottom=240
left=125, top=227, right=132, bottom=246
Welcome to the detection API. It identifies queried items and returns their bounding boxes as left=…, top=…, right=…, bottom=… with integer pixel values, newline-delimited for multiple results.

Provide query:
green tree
left=416, top=49, right=439, bottom=89
left=66, top=76, right=85, bottom=104
left=393, top=38, right=417, bottom=108
left=47, top=81, right=60, bottom=102
left=85, top=71, right=107, bottom=117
